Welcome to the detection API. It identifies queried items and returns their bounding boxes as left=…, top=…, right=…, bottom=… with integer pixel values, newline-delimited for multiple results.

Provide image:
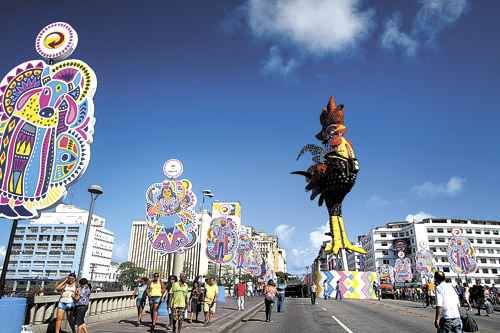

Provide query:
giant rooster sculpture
left=292, top=96, right=367, bottom=255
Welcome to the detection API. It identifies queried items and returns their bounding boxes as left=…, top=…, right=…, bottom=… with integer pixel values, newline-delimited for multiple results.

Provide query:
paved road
left=88, top=297, right=261, bottom=333
left=231, top=298, right=500, bottom=333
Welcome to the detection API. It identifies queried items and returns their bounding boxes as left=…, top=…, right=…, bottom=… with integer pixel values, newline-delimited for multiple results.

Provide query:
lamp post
left=78, top=185, right=103, bottom=278
left=195, top=189, right=214, bottom=277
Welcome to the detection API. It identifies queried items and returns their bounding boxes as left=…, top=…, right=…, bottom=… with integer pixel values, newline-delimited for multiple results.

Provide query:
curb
left=217, top=299, right=263, bottom=333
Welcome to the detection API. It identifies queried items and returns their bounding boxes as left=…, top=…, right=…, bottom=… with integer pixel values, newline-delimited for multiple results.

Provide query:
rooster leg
left=324, top=215, right=342, bottom=255
left=338, top=216, right=367, bottom=255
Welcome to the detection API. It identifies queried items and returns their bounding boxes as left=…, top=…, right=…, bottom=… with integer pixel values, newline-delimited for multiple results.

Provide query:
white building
left=358, top=218, right=500, bottom=285
left=346, top=242, right=364, bottom=271
left=8, top=204, right=114, bottom=287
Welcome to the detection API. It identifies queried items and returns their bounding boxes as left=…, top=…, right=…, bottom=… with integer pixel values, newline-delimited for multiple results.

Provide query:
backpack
left=461, top=312, right=479, bottom=332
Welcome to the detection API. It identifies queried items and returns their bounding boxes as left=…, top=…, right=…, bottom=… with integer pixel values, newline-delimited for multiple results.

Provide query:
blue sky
left=0, top=0, right=499, bottom=273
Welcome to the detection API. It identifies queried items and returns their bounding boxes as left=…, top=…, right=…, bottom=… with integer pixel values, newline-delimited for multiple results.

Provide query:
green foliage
left=117, top=261, right=145, bottom=289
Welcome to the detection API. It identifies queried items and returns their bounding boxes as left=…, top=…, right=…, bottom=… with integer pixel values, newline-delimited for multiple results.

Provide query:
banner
left=394, top=257, right=413, bottom=283
left=206, top=217, right=238, bottom=265
left=212, top=202, right=241, bottom=226
left=378, top=264, right=394, bottom=284
left=392, top=239, right=410, bottom=255
left=447, top=229, right=478, bottom=274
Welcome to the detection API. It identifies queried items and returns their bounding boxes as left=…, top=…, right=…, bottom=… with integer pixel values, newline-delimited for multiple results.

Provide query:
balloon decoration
left=292, top=96, right=366, bottom=255
left=145, top=159, right=198, bottom=254
left=0, top=22, right=96, bottom=218
left=447, top=228, right=478, bottom=274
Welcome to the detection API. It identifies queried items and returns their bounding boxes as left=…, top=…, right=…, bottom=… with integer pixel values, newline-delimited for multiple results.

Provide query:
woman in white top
left=463, top=283, right=471, bottom=311
left=55, top=273, right=78, bottom=333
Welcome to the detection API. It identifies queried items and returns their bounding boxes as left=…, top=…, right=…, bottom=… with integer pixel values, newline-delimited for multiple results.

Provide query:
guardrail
left=27, top=291, right=135, bottom=333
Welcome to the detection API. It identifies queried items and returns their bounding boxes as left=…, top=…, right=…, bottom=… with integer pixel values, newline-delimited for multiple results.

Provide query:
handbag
left=460, top=311, right=479, bottom=332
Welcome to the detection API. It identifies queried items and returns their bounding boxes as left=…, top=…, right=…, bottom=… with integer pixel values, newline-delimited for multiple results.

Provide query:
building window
left=466, top=229, right=472, bottom=234
left=485, top=279, right=491, bottom=284
left=380, top=233, right=386, bottom=238
left=482, top=268, right=489, bottom=274
left=52, top=235, right=64, bottom=242
left=492, top=269, right=498, bottom=274
left=383, top=260, right=389, bottom=265
left=447, top=228, right=452, bottom=233
left=381, top=242, right=387, bottom=246
left=392, top=233, right=398, bottom=237
left=429, top=238, right=435, bottom=243
left=382, top=250, right=388, bottom=255
left=480, top=259, right=487, bottom=263
left=476, top=239, right=483, bottom=244
left=493, top=230, right=499, bottom=235
left=427, top=228, right=434, bottom=233
left=438, top=238, right=445, bottom=243
left=437, top=228, right=444, bottom=233
left=484, top=230, right=490, bottom=235
left=486, top=239, right=492, bottom=244
left=475, top=230, right=481, bottom=234
left=443, top=267, right=450, bottom=272
left=478, top=249, right=485, bottom=253
left=430, top=247, right=437, bottom=253
left=495, top=240, right=500, bottom=245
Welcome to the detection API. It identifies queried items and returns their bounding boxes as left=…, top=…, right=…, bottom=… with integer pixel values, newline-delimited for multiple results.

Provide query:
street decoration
left=246, top=250, right=263, bottom=277
left=292, top=96, right=366, bottom=255
left=233, top=227, right=254, bottom=271
left=378, top=264, right=394, bottom=284
left=145, top=160, right=198, bottom=254
left=394, top=256, right=413, bottom=283
left=415, top=242, right=434, bottom=279
left=0, top=22, right=96, bottom=219
left=206, top=216, right=238, bottom=264
left=317, top=270, right=377, bottom=300
left=447, top=228, right=478, bottom=274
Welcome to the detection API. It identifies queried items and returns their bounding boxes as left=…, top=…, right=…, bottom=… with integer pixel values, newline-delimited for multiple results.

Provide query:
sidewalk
left=90, top=296, right=263, bottom=333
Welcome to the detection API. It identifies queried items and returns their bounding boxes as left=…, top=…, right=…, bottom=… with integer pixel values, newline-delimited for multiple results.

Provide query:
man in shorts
left=170, top=273, right=189, bottom=333
left=203, top=277, right=218, bottom=324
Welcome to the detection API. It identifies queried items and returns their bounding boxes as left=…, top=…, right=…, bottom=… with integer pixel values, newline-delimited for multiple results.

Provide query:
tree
left=117, top=262, right=145, bottom=289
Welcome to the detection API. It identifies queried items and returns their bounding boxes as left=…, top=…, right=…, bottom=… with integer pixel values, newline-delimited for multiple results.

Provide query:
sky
left=0, top=0, right=499, bottom=273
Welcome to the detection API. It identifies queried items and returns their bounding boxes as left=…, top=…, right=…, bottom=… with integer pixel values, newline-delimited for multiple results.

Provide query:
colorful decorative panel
left=394, top=257, right=413, bottom=283
left=0, top=22, right=96, bottom=219
left=212, top=202, right=241, bottom=225
left=233, top=227, right=254, bottom=270
left=447, top=229, right=477, bottom=274
left=145, top=160, right=198, bottom=254
left=316, top=271, right=378, bottom=300
left=206, top=216, right=239, bottom=265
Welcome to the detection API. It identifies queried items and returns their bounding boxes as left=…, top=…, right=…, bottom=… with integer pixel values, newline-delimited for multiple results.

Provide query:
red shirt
left=236, top=283, right=246, bottom=297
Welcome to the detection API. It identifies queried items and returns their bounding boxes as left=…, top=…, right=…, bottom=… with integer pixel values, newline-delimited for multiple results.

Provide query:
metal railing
left=27, top=291, right=135, bottom=333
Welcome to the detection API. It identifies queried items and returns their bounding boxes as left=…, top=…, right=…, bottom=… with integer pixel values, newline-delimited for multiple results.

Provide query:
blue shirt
left=76, top=286, right=91, bottom=306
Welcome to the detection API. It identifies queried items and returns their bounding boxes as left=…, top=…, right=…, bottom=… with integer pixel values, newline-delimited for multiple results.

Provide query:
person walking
left=373, top=281, right=381, bottom=301
left=263, top=280, right=277, bottom=323
left=166, top=275, right=178, bottom=329
left=434, top=271, right=462, bottom=333
left=276, top=278, right=286, bottom=312
left=335, top=280, right=343, bottom=301
left=463, top=283, right=472, bottom=311
left=54, top=273, right=77, bottom=333
left=188, top=281, right=202, bottom=323
left=170, top=273, right=189, bottom=333
left=310, top=283, right=317, bottom=305
left=147, top=272, right=166, bottom=331
left=236, top=280, right=246, bottom=311
left=203, top=277, right=218, bottom=325
left=132, top=277, right=148, bottom=325
left=323, top=279, right=329, bottom=300
left=74, top=278, right=91, bottom=333
left=475, top=281, right=485, bottom=316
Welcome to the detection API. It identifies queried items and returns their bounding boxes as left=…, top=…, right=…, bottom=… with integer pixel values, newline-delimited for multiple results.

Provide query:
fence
left=27, top=291, right=135, bottom=333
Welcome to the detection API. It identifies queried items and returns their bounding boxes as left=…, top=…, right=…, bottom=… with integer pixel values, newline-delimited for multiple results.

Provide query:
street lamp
left=78, top=185, right=103, bottom=278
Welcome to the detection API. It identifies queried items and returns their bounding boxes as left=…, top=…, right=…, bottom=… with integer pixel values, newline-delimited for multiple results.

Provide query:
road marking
left=321, top=307, right=327, bottom=311
left=331, top=314, right=354, bottom=333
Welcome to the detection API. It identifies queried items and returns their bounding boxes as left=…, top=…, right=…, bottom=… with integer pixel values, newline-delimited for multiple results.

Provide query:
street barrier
left=27, top=291, right=135, bottom=333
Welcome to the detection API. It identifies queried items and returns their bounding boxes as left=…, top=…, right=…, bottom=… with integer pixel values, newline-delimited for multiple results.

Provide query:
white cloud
left=381, top=0, right=468, bottom=56
left=406, top=211, right=434, bottom=222
left=366, top=194, right=391, bottom=207
left=274, top=223, right=296, bottom=243
left=415, top=0, right=468, bottom=40
left=248, top=0, right=374, bottom=55
left=412, top=176, right=465, bottom=198
left=309, top=222, right=330, bottom=249
left=263, top=46, right=299, bottom=77
left=112, top=242, right=129, bottom=262
left=381, top=15, right=418, bottom=56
